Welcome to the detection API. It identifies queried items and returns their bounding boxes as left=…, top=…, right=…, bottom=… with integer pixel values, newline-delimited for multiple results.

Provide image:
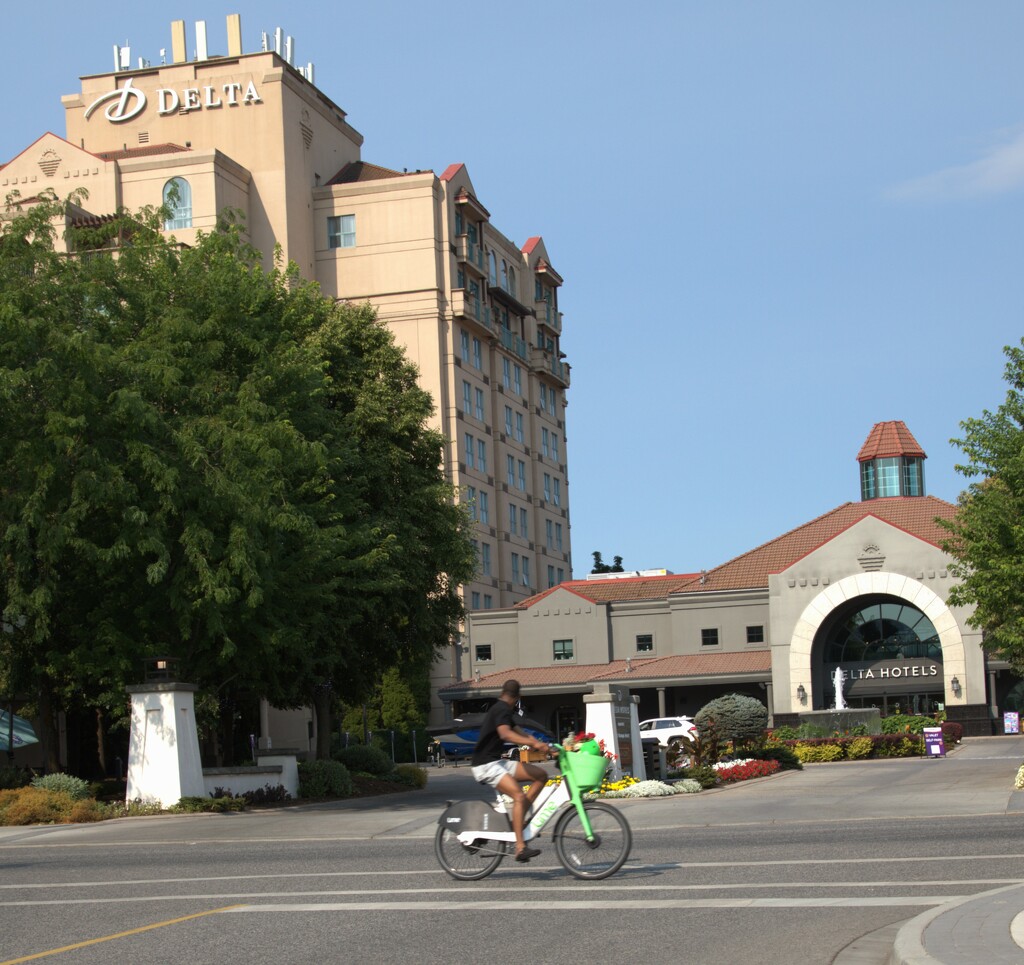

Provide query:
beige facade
left=1, top=16, right=573, bottom=723
left=449, top=426, right=1007, bottom=738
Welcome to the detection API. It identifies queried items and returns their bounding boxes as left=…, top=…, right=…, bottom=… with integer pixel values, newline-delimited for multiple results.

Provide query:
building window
left=474, top=387, right=485, bottom=421
left=552, top=434, right=560, bottom=462
left=557, top=567, right=565, bottom=583
left=636, top=634, right=654, bottom=653
left=162, top=177, right=192, bottom=230
left=488, top=250, right=497, bottom=286
left=553, top=639, right=574, bottom=662
left=460, top=330, right=470, bottom=363
left=465, top=486, right=477, bottom=521
left=503, top=358, right=512, bottom=389
left=555, top=522, right=563, bottom=550
left=514, top=364, right=522, bottom=396
left=545, top=519, right=553, bottom=548
left=543, top=474, right=551, bottom=502
left=507, top=266, right=516, bottom=299
left=475, top=643, right=493, bottom=662
left=515, top=413, right=524, bottom=443
left=472, top=337, right=482, bottom=370
left=517, top=460, right=526, bottom=491
left=547, top=565, right=555, bottom=588
left=553, top=479, right=561, bottom=506
left=477, top=439, right=487, bottom=473
left=327, top=213, right=355, bottom=249
left=478, top=491, right=489, bottom=524
left=701, top=628, right=719, bottom=647
left=542, top=428, right=550, bottom=458
left=481, top=543, right=491, bottom=576
left=504, top=406, right=513, bottom=436
left=511, top=553, right=520, bottom=584
left=464, top=433, right=476, bottom=469
left=540, top=385, right=548, bottom=414
left=522, top=557, right=530, bottom=587
left=483, top=594, right=493, bottom=609
left=746, top=625, right=765, bottom=644
left=509, top=504, right=518, bottom=535
left=462, top=381, right=472, bottom=416
left=471, top=591, right=480, bottom=609
left=520, top=507, right=528, bottom=539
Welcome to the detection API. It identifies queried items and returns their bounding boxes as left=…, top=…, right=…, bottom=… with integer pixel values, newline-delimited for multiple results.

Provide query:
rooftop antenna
left=700, top=569, right=707, bottom=585
left=261, top=31, right=269, bottom=51
left=285, top=35, right=294, bottom=65
left=274, top=27, right=283, bottom=56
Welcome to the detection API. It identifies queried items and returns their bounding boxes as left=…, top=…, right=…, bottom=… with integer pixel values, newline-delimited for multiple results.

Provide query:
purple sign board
left=923, top=727, right=945, bottom=758
left=1004, top=712, right=1020, bottom=735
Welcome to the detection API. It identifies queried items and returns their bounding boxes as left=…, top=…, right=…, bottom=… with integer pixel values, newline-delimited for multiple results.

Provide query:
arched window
left=488, top=250, right=497, bottom=286
left=507, top=266, right=516, bottom=298
left=500, top=259, right=508, bottom=290
left=823, top=596, right=941, bottom=664
left=162, top=177, right=192, bottom=230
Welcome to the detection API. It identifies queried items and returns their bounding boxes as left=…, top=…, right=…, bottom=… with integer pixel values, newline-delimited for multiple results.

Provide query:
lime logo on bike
left=530, top=799, right=558, bottom=830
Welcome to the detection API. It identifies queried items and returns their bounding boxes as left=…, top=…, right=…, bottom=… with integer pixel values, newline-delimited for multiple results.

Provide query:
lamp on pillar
left=951, top=676, right=962, bottom=699
left=143, top=656, right=177, bottom=682
left=796, top=684, right=807, bottom=705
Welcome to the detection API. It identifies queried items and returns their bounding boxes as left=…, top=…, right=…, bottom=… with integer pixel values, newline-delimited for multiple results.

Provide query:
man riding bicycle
left=470, top=679, right=551, bottom=862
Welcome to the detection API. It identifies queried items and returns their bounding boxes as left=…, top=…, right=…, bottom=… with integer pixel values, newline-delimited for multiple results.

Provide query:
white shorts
left=472, top=758, right=518, bottom=787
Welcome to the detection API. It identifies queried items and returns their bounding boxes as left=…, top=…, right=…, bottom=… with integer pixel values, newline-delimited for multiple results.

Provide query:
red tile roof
left=439, top=162, right=465, bottom=182
left=439, top=651, right=771, bottom=695
left=522, top=236, right=541, bottom=255
left=677, top=496, right=955, bottom=594
left=94, top=143, right=190, bottom=161
left=516, top=496, right=954, bottom=607
left=857, top=421, right=926, bottom=461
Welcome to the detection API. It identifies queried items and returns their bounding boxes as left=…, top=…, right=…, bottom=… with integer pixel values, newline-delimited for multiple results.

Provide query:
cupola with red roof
left=857, top=421, right=926, bottom=500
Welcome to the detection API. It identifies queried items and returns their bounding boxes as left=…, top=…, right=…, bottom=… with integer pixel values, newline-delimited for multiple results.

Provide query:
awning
left=0, top=710, right=39, bottom=751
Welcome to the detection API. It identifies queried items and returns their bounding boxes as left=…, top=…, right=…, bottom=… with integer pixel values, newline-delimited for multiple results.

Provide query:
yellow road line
left=0, top=905, right=245, bottom=964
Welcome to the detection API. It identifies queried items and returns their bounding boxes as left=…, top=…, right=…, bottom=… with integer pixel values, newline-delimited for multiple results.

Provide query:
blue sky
left=4, top=2, right=1022, bottom=576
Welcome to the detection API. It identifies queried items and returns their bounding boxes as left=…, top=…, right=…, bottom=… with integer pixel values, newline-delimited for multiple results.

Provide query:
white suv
left=638, top=717, right=697, bottom=750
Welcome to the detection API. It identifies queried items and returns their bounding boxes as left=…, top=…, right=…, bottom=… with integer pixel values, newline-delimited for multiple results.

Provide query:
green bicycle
left=434, top=742, right=632, bottom=881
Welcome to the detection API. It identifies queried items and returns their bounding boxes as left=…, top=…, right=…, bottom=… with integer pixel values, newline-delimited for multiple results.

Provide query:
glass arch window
left=823, top=596, right=941, bottom=664
left=162, top=177, right=192, bottom=230
left=488, top=250, right=498, bottom=286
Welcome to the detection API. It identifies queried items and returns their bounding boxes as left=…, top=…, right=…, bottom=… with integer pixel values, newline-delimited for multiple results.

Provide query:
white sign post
left=583, top=683, right=646, bottom=782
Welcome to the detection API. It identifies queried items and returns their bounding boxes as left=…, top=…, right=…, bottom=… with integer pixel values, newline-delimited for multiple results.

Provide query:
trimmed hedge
left=298, top=759, right=354, bottom=799
left=334, top=744, right=393, bottom=777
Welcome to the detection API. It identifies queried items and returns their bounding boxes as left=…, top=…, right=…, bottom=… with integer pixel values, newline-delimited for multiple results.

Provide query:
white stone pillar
left=584, top=684, right=646, bottom=782
left=125, top=682, right=205, bottom=807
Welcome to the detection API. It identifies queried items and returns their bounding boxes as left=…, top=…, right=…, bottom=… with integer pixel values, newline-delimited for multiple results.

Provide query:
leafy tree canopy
left=590, top=551, right=624, bottom=574
left=941, top=340, right=1024, bottom=672
left=0, top=190, right=475, bottom=763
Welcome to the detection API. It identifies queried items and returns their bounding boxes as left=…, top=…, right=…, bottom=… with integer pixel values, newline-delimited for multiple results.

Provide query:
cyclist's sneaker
left=515, top=845, right=542, bottom=862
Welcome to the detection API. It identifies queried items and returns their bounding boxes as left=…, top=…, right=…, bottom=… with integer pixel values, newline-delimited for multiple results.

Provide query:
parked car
left=638, top=716, right=697, bottom=752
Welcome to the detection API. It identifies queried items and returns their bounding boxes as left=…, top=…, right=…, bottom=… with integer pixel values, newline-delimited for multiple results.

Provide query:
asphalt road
left=1, top=736, right=1023, bottom=965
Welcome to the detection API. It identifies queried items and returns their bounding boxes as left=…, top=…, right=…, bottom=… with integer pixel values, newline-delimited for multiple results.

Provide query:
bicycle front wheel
left=553, top=802, right=632, bottom=879
left=434, top=826, right=507, bottom=880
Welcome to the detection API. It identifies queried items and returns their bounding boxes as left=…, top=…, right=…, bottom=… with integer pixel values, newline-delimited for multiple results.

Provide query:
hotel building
left=448, top=423, right=1011, bottom=738
left=0, top=15, right=573, bottom=723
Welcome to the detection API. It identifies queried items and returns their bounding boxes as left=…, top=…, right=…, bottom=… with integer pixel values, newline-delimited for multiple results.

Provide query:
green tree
left=0, top=191, right=475, bottom=767
left=941, top=341, right=1024, bottom=671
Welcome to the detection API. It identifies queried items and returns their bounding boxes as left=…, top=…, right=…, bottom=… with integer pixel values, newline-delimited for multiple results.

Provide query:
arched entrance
left=788, top=573, right=966, bottom=712
left=814, top=595, right=943, bottom=714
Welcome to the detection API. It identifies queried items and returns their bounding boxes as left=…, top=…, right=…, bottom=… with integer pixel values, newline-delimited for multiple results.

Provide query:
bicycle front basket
left=562, top=750, right=608, bottom=791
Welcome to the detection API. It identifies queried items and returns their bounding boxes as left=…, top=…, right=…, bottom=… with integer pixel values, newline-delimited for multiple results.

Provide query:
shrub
left=671, top=778, right=703, bottom=794
left=695, top=694, right=768, bottom=751
left=846, top=736, right=874, bottom=760
left=0, top=765, right=30, bottom=790
left=670, top=764, right=719, bottom=789
left=169, top=796, right=245, bottom=813
left=880, top=714, right=931, bottom=735
left=741, top=745, right=803, bottom=771
left=0, top=787, right=74, bottom=825
left=392, top=764, right=427, bottom=789
left=298, top=759, right=354, bottom=799
left=335, top=744, right=392, bottom=777
left=769, top=725, right=799, bottom=740
left=942, top=722, right=963, bottom=744
left=31, top=773, right=91, bottom=800
left=793, top=743, right=844, bottom=763
left=67, top=799, right=107, bottom=823
left=873, top=735, right=922, bottom=758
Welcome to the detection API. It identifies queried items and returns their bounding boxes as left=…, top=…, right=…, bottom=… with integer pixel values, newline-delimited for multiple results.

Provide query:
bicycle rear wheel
left=434, top=826, right=507, bottom=880
left=553, top=802, right=631, bottom=879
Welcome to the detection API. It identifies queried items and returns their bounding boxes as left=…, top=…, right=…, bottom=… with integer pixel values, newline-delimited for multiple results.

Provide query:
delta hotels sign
left=84, top=78, right=262, bottom=124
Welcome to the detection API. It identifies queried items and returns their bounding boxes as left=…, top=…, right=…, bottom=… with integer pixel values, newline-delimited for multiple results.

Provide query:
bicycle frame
left=453, top=745, right=597, bottom=848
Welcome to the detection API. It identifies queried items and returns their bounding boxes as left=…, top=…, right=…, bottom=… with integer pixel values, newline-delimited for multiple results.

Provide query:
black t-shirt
left=471, top=699, right=516, bottom=766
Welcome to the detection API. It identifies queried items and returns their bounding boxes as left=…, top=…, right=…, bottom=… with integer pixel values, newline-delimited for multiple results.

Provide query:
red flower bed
left=714, top=759, right=780, bottom=783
